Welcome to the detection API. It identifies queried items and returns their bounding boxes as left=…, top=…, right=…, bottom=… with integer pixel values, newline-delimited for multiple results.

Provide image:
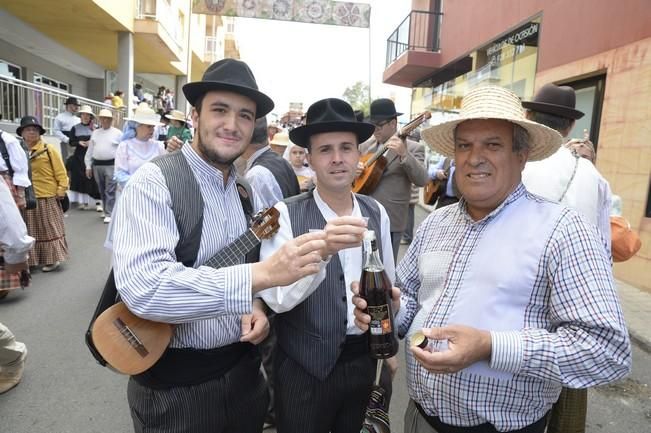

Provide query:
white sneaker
left=96, top=204, right=103, bottom=213
left=42, top=262, right=60, bottom=272
left=103, top=216, right=112, bottom=224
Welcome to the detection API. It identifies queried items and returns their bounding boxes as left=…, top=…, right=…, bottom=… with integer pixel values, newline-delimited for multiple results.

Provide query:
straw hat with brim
left=270, top=131, right=291, bottom=147
left=98, top=109, right=113, bottom=118
left=78, top=105, right=95, bottom=116
left=165, top=110, right=187, bottom=123
left=289, top=98, right=375, bottom=148
left=16, top=116, right=46, bottom=136
left=522, top=83, right=584, bottom=120
left=183, top=58, right=274, bottom=119
left=421, top=85, right=563, bottom=162
left=126, top=105, right=161, bottom=126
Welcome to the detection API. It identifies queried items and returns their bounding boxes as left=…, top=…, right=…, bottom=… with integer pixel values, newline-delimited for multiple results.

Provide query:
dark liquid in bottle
left=360, top=268, right=399, bottom=359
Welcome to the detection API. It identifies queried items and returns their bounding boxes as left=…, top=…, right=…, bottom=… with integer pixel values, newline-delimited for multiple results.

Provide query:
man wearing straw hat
left=353, top=85, right=631, bottom=433
left=111, top=59, right=327, bottom=433
left=258, top=98, right=394, bottom=433
left=85, top=109, right=122, bottom=224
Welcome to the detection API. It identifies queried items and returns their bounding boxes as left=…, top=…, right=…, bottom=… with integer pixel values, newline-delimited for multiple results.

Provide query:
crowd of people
left=0, top=57, right=637, bottom=433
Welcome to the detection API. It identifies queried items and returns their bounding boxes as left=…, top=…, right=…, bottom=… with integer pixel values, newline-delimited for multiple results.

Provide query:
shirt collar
left=459, top=182, right=526, bottom=225
left=182, top=142, right=235, bottom=188
left=313, top=188, right=360, bottom=220
left=246, top=146, right=271, bottom=170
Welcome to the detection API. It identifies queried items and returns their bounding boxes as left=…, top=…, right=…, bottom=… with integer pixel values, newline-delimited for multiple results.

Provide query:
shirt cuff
left=489, top=330, right=523, bottom=373
left=218, top=263, right=253, bottom=316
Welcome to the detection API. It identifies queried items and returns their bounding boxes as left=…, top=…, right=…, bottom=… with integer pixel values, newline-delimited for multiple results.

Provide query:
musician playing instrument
left=357, top=99, right=428, bottom=261
left=112, top=59, right=327, bottom=433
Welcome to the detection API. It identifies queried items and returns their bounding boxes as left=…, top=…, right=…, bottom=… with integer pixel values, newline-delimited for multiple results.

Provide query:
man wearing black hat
left=111, top=59, right=328, bottom=433
left=53, top=96, right=80, bottom=160
left=522, top=84, right=613, bottom=433
left=258, top=98, right=395, bottom=433
left=359, top=98, right=428, bottom=261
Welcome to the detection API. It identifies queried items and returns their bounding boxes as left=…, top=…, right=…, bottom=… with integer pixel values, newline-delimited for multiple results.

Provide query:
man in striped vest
left=259, top=98, right=396, bottom=433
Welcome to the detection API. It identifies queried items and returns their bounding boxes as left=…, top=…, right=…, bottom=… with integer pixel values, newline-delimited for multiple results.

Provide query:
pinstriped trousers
left=274, top=347, right=376, bottom=433
left=126, top=351, right=268, bottom=433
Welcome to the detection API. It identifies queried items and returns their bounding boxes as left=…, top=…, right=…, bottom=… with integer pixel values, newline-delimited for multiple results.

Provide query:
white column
left=117, top=32, right=135, bottom=115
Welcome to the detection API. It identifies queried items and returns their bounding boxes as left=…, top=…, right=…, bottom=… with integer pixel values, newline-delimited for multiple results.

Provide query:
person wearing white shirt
left=258, top=98, right=395, bottom=433
left=85, top=109, right=122, bottom=223
left=0, top=129, right=31, bottom=209
left=0, top=178, right=33, bottom=393
left=52, top=96, right=80, bottom=160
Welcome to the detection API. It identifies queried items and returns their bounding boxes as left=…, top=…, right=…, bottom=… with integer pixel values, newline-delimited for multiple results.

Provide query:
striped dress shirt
left=112, top=144, right=258, bottom=349
left=396, top=183, right=631, bottom=431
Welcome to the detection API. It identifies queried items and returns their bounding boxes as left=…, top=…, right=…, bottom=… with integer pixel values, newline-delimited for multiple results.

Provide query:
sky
left=233, top=1, right=413, bottom=120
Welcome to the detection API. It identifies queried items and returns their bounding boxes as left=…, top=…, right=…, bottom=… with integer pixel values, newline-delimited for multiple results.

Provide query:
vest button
left=342, top=296, right=346, bottom=302
left=339, top=275, right=345, bottom=281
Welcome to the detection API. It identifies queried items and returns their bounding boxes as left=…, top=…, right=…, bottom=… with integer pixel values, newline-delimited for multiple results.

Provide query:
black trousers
left=126, top=350, right=268, bottom=433
left=274, top=347, right=376, bottom=433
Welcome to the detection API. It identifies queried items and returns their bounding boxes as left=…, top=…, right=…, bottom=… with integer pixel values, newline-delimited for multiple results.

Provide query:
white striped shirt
left=112, top=144, right=255, bottom=349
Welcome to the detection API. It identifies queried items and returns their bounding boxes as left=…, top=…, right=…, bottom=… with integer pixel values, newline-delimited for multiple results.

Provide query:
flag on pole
left=193, top=0, right=371, bottom=28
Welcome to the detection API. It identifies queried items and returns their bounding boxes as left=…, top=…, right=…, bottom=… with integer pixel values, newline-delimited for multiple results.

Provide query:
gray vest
left=275, top=191, right=383, bottom=380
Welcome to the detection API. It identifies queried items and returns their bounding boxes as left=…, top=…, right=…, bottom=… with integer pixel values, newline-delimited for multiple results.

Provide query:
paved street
left=1, top=206, right=650, bottom=433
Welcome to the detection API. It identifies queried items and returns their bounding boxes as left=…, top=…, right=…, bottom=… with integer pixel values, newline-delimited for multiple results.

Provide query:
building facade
left=0, top=0, right=239, bottom=132
left=383, top=0, right=651, bottom=291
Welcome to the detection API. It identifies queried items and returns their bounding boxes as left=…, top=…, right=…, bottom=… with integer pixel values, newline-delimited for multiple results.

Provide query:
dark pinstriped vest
left=276, top=191, right=383, bottom=380
left=250, top=148, right=301, bottom=198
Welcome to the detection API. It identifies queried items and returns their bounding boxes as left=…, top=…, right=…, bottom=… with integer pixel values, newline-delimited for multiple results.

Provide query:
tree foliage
left=342, top=81, right=370, bottom=117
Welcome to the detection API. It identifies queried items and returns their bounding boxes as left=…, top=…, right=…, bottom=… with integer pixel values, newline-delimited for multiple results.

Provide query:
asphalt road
left=0, top=206, right=649, bottom=433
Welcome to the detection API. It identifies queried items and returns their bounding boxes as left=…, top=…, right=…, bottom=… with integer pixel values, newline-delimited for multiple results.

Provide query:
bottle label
left=367, top=304, right=392, bottom=335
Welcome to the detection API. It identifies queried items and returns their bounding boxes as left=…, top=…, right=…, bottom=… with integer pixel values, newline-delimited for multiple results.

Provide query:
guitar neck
left=365, top=143, right=389, bottom=168
left=204, top=230, right=259, bottom=268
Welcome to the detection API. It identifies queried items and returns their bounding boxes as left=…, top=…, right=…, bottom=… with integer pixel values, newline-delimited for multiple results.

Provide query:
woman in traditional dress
left=67, top=105, right=100, bottom=210
left=17, top=116, right=69, bottom=272
left=282, top=139, right=316, bottom=192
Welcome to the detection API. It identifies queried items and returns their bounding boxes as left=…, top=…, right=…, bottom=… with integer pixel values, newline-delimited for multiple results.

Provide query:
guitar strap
left=85, top=150, right=255, bottom=367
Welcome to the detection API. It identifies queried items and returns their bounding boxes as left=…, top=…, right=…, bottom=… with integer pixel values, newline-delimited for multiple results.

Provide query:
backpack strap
left=0, top=131, right=13, bottom=176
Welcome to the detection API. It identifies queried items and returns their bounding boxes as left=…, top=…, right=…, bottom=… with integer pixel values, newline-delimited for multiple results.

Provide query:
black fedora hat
left=369, top=98, right=403, bottom=123
left=64, top=96, right=79, bottom=106
left=289, top=98, right=375, bottom=148
left=522, top=83, right=584, bottom=120
left=182, top=59, right=274, bottom=118
left=17, top=115, right=46, bottom=136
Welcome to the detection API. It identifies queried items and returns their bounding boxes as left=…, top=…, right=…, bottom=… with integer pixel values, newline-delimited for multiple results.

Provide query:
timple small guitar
left=90, top=207, right=280, bottom=375
left=353, top=111, right=431, bottom=195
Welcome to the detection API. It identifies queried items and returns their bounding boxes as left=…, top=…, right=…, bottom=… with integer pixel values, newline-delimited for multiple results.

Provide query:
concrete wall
left=0, top=38, right=89, bottom=97
left=535, top=37, right=651, bottom=293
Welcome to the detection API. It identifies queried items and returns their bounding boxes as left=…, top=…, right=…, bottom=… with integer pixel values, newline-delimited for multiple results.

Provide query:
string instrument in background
left=90, top=207, right=280, bottom=375
left=423, top=157, right=452, bottom=205
left=353, top=111, right=431, bottom=195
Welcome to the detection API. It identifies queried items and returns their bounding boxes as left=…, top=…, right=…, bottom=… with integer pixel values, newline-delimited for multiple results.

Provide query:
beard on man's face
left=196, top=128, right=245, bottom=167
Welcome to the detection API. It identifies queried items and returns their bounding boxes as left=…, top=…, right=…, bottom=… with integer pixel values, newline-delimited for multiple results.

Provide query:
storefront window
left=412, top=17, right=541, bottom=116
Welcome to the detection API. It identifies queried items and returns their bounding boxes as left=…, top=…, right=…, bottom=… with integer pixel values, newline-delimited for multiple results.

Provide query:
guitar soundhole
left=113, top=318, right=150, bottom=358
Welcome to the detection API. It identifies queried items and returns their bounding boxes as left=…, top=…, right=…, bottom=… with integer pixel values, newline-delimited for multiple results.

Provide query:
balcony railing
left=386, top=10, right=443, bottom=67
left=204, top=36, right=222, bottom=63
left=136, top=0, right=183, bottom=49
left=0, top=75, right=126, bottom=134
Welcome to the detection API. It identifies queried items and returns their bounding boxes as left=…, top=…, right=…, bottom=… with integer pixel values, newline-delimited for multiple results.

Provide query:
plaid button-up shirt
left=396, top=183, right=631, bottom=431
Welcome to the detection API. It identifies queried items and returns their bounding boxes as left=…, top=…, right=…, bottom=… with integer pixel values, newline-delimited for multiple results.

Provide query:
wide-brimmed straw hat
left=270, top=131, right=291, bottom=147
left=182, top=58, right=274, bottom=118
left=78, top=105, right=95, bottom=117
left=421, top=85, right=563, bottom=162
left=165, top=110, right=187, bottom=123
left=125, top=104, right=161, bottom=126
left=289, top=98, right=375, bottom=148
left=98, top=109, right=113, bottom=118
left=522, top=83, right=584, bottom=120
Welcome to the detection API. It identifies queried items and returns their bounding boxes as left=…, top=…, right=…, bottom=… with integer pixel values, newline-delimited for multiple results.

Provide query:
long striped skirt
left=22, top=197, right=68, bottom=266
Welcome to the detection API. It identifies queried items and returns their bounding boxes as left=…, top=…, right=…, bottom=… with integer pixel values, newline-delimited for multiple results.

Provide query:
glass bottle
left=360, top=230, right=399, bottom=359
